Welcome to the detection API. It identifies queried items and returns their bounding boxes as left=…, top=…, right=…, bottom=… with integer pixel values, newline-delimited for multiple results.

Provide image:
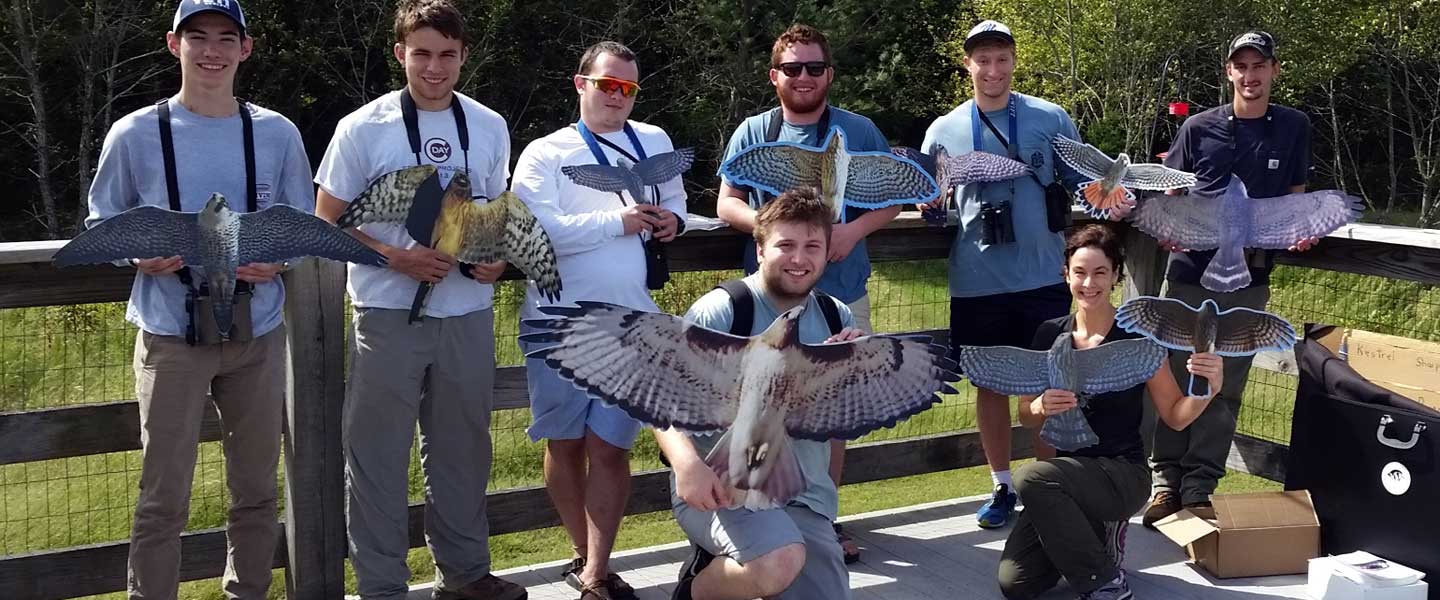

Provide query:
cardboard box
left=1308, top=556, right=1429, bottom=600
left=1154, top=490, right=1320, bottom=578
left=1316, top=328, right=1440, bottom=412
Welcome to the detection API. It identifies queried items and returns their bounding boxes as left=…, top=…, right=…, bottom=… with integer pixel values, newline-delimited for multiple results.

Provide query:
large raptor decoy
left=1128, top=176, right=1363, bottom=292
left=1116, top=296, right=1298, bottom=397
left=955, top=333, right=1167, bottom=451
left=890, top=144, right=1033, bottom=195
left=1051, top=135, right=1197, bottom=219
left=336, top=165, right=563, bottom=321
left=53, top=193, right=386, bottom=338
left=560, top=147, right=695, bottom=204
left=520, top=301, right=959, bottom=510
left=720, top=127, right=940, bottom=222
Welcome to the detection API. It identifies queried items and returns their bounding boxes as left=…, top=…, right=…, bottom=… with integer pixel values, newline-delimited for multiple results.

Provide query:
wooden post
left=1121, top=223, right=1168, bottom=300
left=280, top=258, right=349, bottom=599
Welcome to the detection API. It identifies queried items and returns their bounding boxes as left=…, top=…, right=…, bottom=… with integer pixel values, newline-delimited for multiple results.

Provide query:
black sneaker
left=671, top=545, right=716, bottom=600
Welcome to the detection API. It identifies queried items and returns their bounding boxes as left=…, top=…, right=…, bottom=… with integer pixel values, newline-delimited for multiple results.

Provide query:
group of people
left=83, top=0, right=1316, bottom=599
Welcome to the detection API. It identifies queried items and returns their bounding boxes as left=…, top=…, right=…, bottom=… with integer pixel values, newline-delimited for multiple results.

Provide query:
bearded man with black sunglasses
left=714, top=23, right=896, bottom=567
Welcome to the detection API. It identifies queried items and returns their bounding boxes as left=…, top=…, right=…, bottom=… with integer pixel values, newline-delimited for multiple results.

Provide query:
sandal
left=834, top=522, right=861, bottom=564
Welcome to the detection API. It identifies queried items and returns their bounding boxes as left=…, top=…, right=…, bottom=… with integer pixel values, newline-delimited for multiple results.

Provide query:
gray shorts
left=673, top=502, right=850, bottom=600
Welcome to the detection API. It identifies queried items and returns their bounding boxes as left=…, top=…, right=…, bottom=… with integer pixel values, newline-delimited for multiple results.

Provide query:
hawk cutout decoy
left=1051, top=135, right=1197, bottom=219
left=1116, top=296, right=1298, bottom=397
left=720, top=127, right=940, bottom=222
left=560, top=147, right=696, bottom=204
left=520, top=301, right=959, bottom=510
left=1129, top=175, right=1363, bottom=292
left=54, top=193, right=387, bottom=338
left=336, top=165, right=563, bottom=320
left=890, top=144, right=1032, bottom=195
left=956, top=333, right=1167, bottom=451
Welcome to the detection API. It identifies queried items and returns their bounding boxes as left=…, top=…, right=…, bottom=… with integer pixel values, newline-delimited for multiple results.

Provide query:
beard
left=778, top=82, right=829, bottom=114
left=760, top=265, right=817, bottom=305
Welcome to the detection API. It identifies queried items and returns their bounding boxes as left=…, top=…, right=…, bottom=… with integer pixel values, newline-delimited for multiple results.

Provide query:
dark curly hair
left=1063, top=223, right=1126, bottom=282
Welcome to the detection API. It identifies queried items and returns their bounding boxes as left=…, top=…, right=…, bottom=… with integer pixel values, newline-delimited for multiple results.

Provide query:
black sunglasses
left=777, top=61, right=829, bottom=77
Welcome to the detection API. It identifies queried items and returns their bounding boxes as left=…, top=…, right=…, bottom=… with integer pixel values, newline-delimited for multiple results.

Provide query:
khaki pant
left=128, top=327, right=286, bottom=600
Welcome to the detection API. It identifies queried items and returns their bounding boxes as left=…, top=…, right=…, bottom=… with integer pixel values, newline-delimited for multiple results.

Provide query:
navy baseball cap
left=1228, top=30, right=1276, bottom=60
left=172, top=0, right=247, bottom=34
left=964, top=20, right=1015, bottom=52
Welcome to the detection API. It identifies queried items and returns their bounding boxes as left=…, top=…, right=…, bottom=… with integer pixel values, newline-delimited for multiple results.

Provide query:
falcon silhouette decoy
left=520, top=301, right=959, bottom=510
left=1129, top=175, right=1363, bottom=292
left=890, top=144, right=1032, bottom=195
left=956, top=333, right=1167, bottom=451
left=1116, top=296, right=1297, bottom=397
left=1051, top=135, right=1197, bottom=219
left=336, top=165, right=563, bottom=320
left=54, top=193, right=386, bottom=339
left=721, top=127, right=940, bottom=222
left=560, top=147, right=695, bottom=204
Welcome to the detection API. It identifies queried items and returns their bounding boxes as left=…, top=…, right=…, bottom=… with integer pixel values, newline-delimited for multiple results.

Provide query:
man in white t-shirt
left=512, top=41, right=688, bottom=600
left=313, top=2, right=523, bottom=599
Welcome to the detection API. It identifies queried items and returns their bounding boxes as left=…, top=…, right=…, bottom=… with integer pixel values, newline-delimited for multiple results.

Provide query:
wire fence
left=0, top=259, right=1434, bottom=559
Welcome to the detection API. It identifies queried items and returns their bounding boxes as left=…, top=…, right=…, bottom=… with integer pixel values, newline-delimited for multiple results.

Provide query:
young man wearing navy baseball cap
left=81, top=0, right=316, bottom=598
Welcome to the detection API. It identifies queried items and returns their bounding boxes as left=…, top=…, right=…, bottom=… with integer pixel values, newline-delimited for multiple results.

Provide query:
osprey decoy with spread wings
left=1116, top=296, right=1298, bottom=397
left=720, top=127, right=940, bottom=222
left=1051, top=135, right=1197, bottom=220
left=890, top=144, right=1033, bottom=196
left=955, top=333, right=1167, bottom=451
left=520, top=301, right=960, bottom=510
left=53, top=193, right=387, bottom=339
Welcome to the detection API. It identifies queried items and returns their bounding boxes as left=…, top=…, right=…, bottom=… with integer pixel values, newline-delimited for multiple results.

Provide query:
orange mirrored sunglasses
left=579, top=75, right=641, bottom=98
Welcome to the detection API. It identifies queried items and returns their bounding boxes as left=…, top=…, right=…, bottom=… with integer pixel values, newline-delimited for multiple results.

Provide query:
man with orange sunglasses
left=512, top=40, right=689, bottom=600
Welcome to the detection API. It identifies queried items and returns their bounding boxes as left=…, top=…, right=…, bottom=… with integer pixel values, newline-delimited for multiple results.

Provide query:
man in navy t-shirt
left=1134, top=30, right=1316, bottom=528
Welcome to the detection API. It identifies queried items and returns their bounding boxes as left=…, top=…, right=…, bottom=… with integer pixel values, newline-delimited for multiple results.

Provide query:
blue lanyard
left=971, top=93, right=1019, bottom=200
left=576, top=119, right=647, bottom=166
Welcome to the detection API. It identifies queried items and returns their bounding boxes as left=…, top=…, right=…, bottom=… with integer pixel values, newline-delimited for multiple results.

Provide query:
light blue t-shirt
left=85, top=98, right=314, bottom=338
left=681, top=274, right=855, bottom=521
left=922, top=93, right=1085, bottom=297
left=718, top=106, right=890, bottom=304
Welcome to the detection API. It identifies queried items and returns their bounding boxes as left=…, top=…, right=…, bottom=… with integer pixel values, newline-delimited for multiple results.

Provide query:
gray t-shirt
left=85, top=98, right=314, bottom=337
left=680, top=274, right=855, bottom=521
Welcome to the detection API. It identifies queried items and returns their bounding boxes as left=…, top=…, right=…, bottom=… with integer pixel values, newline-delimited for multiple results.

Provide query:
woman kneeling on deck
left=997, top=224, right=1223, bottom=600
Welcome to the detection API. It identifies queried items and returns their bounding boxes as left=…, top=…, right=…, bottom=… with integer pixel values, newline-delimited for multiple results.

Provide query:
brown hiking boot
left=1141, top=491, right=1181, bottom=529
left=434, top=573, right=527, bottom=600
left=1183, top=500, right=1216, bottom=520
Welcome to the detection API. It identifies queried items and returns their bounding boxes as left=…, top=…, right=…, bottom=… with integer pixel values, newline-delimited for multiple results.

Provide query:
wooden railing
left=0, top=211, right=1436, bottom=598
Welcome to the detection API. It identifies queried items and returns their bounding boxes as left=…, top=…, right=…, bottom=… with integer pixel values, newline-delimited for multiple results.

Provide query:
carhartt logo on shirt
left=425, top=138, right=453, bottom=163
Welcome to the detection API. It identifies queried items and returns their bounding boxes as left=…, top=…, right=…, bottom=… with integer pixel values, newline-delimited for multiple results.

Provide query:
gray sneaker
left=1078, top=571, right=1132, bottom=600
left=434, top=573, right=527, bottom=600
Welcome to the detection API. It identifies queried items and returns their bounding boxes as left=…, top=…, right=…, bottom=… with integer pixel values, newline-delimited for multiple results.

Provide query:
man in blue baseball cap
left=172, top=0, right=246, bottom=34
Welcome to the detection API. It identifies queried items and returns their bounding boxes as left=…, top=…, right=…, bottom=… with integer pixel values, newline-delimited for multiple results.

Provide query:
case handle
left=1376, top=414, right=1427, bottom=451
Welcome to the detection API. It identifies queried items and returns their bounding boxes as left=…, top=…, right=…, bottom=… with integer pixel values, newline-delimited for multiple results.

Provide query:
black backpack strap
left=813, top=289, right=844, bottom=335
left=716, top=279, right=754, bottom=336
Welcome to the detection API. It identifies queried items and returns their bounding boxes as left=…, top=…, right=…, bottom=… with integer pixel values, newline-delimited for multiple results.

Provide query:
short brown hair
left=1063, top=224, right=1126, bottom=281
left=394, top=0, right=466, bottom=45
left=754, top=188, right=833, bottom=248
left=578, top=41, right=638, bottom=76
left=964, top=37, right=1015, bottom=57
left=770, top=24, right=831, bottom=68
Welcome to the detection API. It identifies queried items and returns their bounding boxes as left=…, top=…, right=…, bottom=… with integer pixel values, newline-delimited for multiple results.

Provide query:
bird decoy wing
left=52, top=206, right=202, bottom=267
left=1247, top=189, right=1364, bottom=249
left=334, top=165, right=440, bottom=229
left=719, top=142, right=824, bottom=196
left=1051, top=135, right=1114, bottom=180
left=454, top=192, right=563, bottom=302
left=1120, top=163, right=1198, bottom=191
left=1129, top=191, right=1224, bottom=250
left=947, top=151, right=1032, bottom=185
left=845, top=152, right=940, bottom=208
left=1115, top=296, right=1202, bottom=352
left=953, top=345, right=1052, bottom=396
left=519, top=301, right=750, bottom=432
left=559, top=164, right=633, bottom=193
left=782, top=335, right=959, bottom=442
left=1072, top=339, right=1167, bottom=395
left=1213, top=306, right=1298, bottom=356
left=238, top=205, right=387, bottom=267
left=632, top=147, right=696, bottom=185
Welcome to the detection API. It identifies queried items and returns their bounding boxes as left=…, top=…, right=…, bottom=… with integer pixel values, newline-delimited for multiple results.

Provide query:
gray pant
left=998, top=457, right=1150, bottom=599
left=674, top=502, right=849, bottom=600
left=1150, top=281, right=1270, bottom=504
left=344, top=308, right=497, bottom=600
left=129, top=327, right=286, bottom=600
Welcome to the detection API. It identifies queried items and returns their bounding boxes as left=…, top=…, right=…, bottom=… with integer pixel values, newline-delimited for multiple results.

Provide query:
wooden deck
left=387, top=495, right=1309, bottom=600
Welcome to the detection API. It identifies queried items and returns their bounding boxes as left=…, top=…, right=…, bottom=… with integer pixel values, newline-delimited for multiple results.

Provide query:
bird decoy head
left=1199, top=298, right=1221, bottom=319
left=823, top=126, right=847, bottom=153
left=205, top=193, right=229, bottom=212
left=759, top=303, right=807, bottom=348
left=1115, top=153, right=1131, bottom=169
left=446, top=170, right=472, bottom=196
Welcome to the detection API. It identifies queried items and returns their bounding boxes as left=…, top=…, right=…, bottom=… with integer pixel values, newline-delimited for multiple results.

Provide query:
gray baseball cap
left=964, top=20, right=1015, bottom=52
